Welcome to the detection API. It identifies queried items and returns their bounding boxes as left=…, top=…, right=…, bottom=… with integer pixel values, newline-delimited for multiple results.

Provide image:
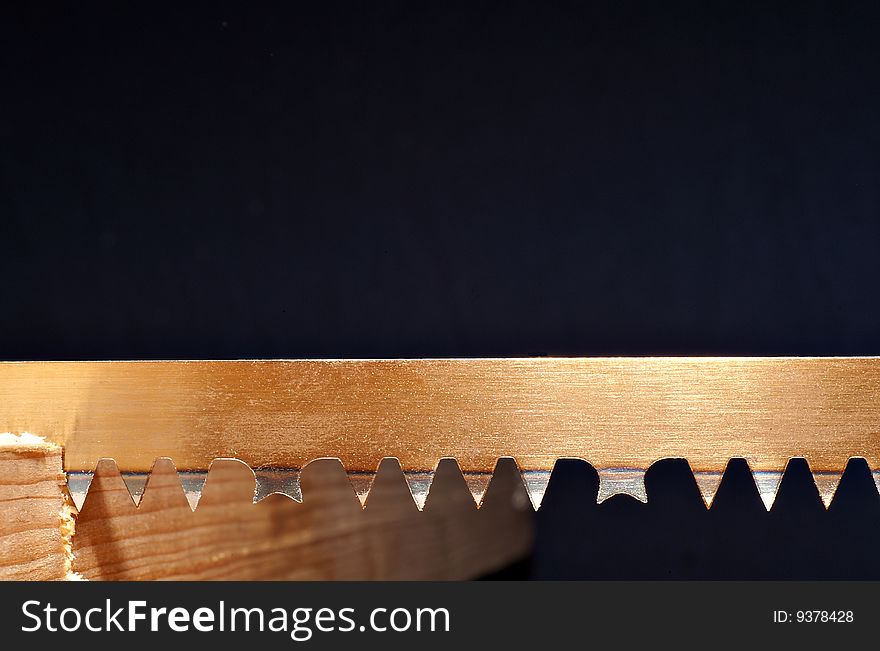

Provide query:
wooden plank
left=1, top=358, right=878, bottom=476
left=0, top=433, right=75, bottom=580
left=72, top=457, right=534, bottom=580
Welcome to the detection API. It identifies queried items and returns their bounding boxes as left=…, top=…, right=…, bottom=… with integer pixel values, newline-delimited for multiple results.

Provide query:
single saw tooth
left=402, top=469, right=435, bottom=511
left=66, top=471, right=94, bottom=511
left=520, top=468, right=552, bottom=510
left=462, top=457, right=529, bottom=510
left=423, top=458, right=474, bottom=510
left=692, top=469, right=725, bottom=508
left=299, top=459, right=361, bottom=510
left=120, top=472, right=150, bottom=506
left=873, top=467, right=880, bottom=497
left=360, top=458, right=413, bottom=511
left=200, top=459, right=256, bottom=506
left=253, top=467, right=302, bottom=503
left=139, top=457, right=190, bottom=510
left=485, top=457, right=533, bottom=511
left=751, top=465, right=785, bottom=511
left=178, top=470, right=209, bottom=511
left=596, top=467, right=647, bottom=503
left=85, top=458, right=139, bottom=513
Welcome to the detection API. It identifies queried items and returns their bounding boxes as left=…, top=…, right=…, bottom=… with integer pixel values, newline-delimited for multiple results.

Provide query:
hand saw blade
left=2, top=358, right=879, bottom=510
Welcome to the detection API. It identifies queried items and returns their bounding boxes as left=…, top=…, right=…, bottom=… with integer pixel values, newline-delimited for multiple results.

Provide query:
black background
left=3, top=1, right=880, bottom=578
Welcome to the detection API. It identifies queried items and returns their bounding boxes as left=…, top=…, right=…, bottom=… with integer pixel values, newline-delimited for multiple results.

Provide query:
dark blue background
left=2, top=1, right=879, bottom=577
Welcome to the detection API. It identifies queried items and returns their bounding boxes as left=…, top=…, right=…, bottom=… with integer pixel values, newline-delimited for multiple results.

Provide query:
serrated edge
left=71, top=456, right=880, bottom=512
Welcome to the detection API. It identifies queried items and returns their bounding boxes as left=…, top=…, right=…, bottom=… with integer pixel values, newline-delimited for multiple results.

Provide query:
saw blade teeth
left=520, top=469, right=552, bottom=510
left=66, top=471, right=94, bottom=511
left=70, top=455, right=870, bottom=513
left=596, top=467, right=647, bottom=503
left=402, top=470, right=434, bottom=510
left=751, top=467, right=784, bottom=511
left=692, top=470, right=725, bottom=508
left=253, top=468, right=302, bottom=503
left=120, top=472, right=150, bottom=507
left=178, top=471, right=208, bottom=511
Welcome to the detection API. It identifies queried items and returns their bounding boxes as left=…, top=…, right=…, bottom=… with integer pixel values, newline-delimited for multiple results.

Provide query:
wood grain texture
left=72, top=457, right=534, bottom=580
left=0, top=435, right=72, bottom=580
left=1, top=358, right=878, bottom=475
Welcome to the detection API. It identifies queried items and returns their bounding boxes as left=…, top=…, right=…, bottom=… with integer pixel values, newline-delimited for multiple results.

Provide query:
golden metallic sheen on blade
left=0, top=358, right=878, bottom=475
